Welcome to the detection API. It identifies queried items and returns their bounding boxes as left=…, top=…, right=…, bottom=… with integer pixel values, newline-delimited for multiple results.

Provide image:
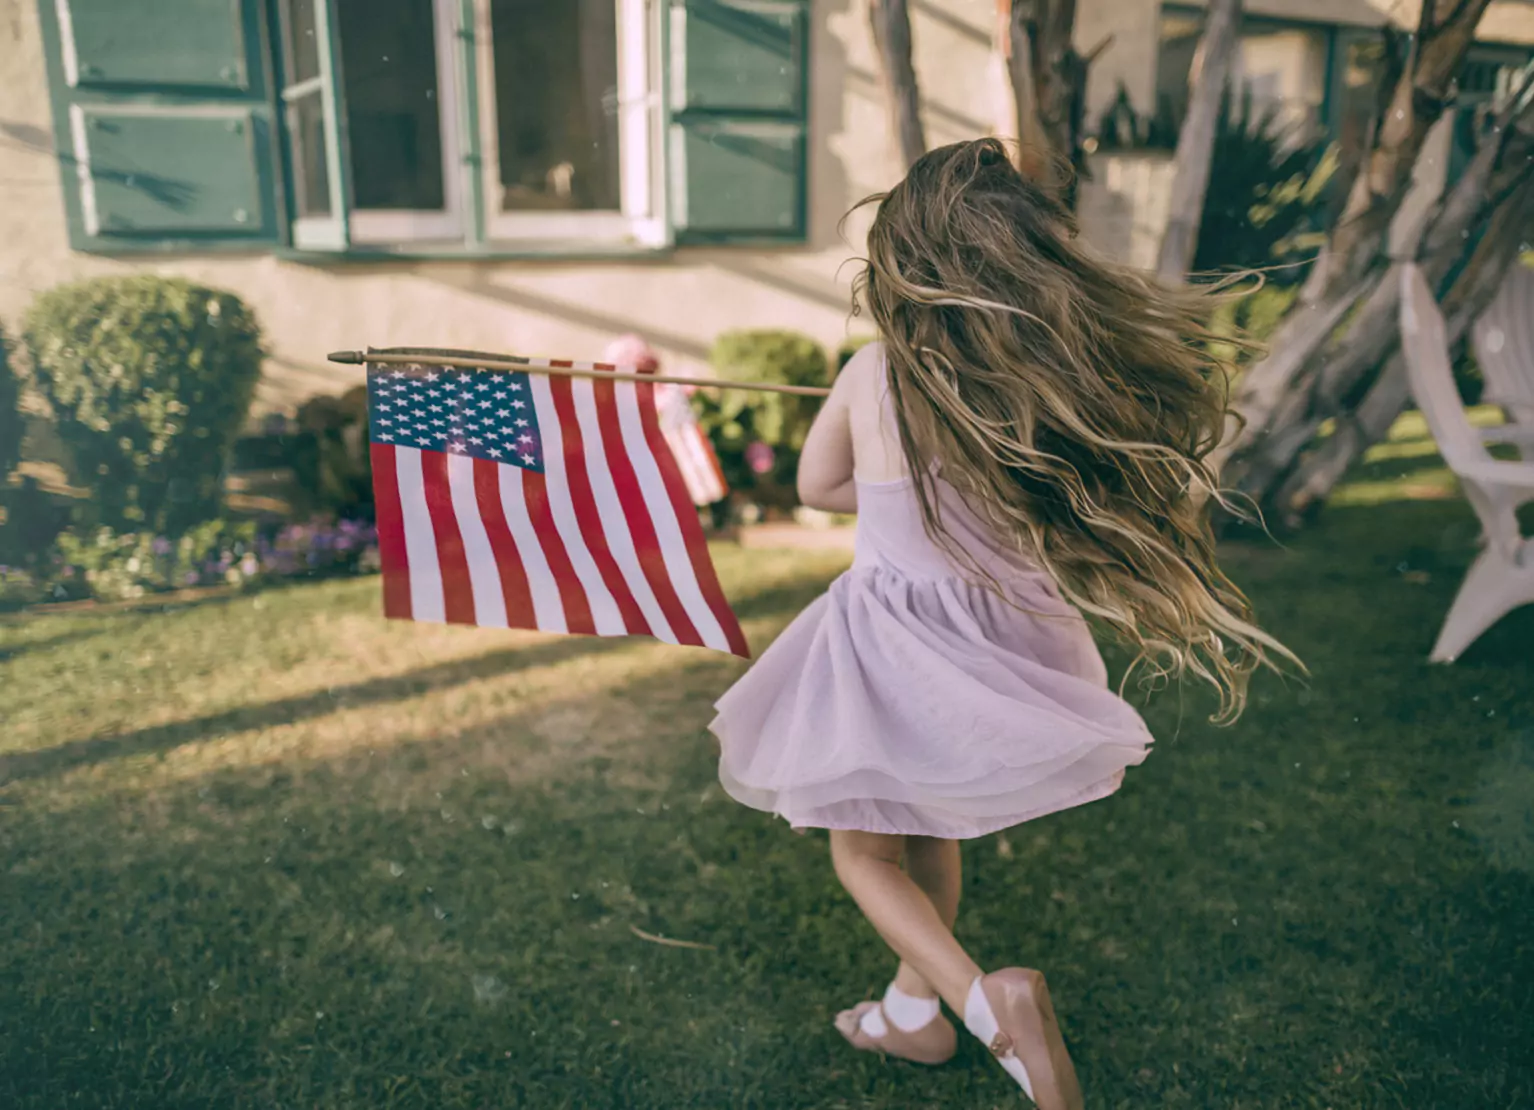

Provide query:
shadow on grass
left=4, top=474, right=1532, bottom=1107
left=0, top=570, right=834, bottom=788
left=2, top=608, right=1531, bottom=1109
left=0, top=629, right=98, bottom=663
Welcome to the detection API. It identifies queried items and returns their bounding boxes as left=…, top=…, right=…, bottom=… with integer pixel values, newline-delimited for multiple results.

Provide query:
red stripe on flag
left=521, top=469, right=596, bottom=636
left=634, top=380, right=750, bottom=658
left=592, top=377, right=701, bottom=646
left=371, top=443, right=413, bottom=620
left=472, top=458, right=536, bottom=632
left=419, top=450, right=477, bottom=625
left=548, top=377, right=652, bottom=637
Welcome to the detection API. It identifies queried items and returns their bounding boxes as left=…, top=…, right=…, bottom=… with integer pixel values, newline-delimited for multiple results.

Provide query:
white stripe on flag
left=496, top=465, right=567, bottom=633
left=613, top=381, right=733, bottom=652
left=528, top=372, right=625, bottom=635
left=663, top=427, right=702, bottom=504
left=446, top=452, right=508, bottom=628
left=393, top=447, right=446, bottom=624
left=674, top=422, right=725, bottom=504
left=570, top=378, right=676, bottom=642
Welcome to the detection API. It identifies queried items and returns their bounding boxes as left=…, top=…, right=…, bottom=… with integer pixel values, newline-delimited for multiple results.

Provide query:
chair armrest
left=1479, top=423, right=1534, bottom=447
left=1461, top=458, right=1534, bottom=490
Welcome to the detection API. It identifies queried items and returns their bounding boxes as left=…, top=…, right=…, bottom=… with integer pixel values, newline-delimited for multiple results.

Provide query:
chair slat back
left=1399, top=264, right=1489, bottom=472
left=1471, top=261, right=1534, bottom=409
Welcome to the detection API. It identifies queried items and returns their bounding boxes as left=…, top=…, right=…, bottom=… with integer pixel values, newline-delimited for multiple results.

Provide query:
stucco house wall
left=1, top=0, right=1530, bottom=421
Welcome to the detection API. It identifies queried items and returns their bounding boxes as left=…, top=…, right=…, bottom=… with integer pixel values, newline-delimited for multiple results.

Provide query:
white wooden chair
left=1399, top=263, right=1534, bottom=662
left=1471, top=261, right=1534, bottom=457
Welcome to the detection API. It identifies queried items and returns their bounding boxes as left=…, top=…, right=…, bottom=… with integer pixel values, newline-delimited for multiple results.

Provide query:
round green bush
left=698, top=330, right=831, bottom=507
left=23, top=275, right=263, bottom=533
left=0, top=322, right=21, bottom=478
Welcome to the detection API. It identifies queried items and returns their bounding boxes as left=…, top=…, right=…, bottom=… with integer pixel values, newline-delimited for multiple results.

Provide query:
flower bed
left=2, top=517, right=380, bottom=611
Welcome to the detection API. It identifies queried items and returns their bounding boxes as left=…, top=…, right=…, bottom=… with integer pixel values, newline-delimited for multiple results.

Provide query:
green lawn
left=2, top=422, right=1532, bottom=1109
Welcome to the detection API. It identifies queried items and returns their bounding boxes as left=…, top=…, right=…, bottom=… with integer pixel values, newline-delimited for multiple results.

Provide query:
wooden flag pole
left=328, top=349, right=833, bottom=398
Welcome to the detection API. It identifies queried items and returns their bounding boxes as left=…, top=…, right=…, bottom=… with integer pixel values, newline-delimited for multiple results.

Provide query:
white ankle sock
left=882, top=983, right=941, bottom=1033
left=963, top=977, right=1035, bottom=1100
left=857, top=982, right=941, bottom=1038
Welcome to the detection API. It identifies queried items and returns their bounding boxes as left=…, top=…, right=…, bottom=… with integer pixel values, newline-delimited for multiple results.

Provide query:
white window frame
left=473, top=0, right=667, bottom=248
left=347, top=0, right=466, bottom=244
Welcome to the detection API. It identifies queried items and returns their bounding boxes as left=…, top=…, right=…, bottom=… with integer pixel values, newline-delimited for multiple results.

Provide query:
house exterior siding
left=2, top=0, right=1530, bottom=419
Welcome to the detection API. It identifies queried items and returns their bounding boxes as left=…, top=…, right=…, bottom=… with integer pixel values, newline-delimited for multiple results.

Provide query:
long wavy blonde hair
left=854, top=138, right=1297, bottom=722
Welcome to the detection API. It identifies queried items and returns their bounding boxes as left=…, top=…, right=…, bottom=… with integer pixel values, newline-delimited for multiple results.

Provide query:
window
left=479, top=0, right=665, bottom=245
left=39, top=0, right=810, bottom=256
left=1447, top=45, right=1534, bottom=185
left=279, top=0, right=463, bottom=246
left=1233, top=25, right=1327, bottom=135
left=1156, top=9, right=1328, bottom=140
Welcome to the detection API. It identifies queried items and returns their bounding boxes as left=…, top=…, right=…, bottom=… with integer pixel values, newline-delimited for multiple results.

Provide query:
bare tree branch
left=869, top=0, right=927, bottom=171
left=1156, top=0, right=1242, bottom=283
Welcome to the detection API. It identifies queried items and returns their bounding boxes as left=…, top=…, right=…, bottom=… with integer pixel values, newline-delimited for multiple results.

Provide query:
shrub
left=53, top=520, right=260, bottom=602
left=290, top=385, right=374, bottom=520
left=23, top=275, right=263, bottom=533
left=45, top=516, right=378, bottom=604
left=0, top=477, right=72, bottom=568
left=1192, top=92, right=1336, bottom=283
left=696, top=330, right=831, bottom=508
left=0, top=323, right=20, bottom=479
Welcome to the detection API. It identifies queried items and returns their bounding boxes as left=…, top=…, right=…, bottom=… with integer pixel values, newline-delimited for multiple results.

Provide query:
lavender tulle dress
left=709, top=391, right=1154, bottom=839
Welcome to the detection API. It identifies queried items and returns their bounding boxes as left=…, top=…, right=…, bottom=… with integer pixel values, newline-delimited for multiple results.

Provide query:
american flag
left=654, top=381, right=729, bottom=507
left=366, top=355, right=749, bottom=657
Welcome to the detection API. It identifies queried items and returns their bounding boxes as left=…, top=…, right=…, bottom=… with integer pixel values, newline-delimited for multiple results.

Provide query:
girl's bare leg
left=890, top=835, right=962, bottom=1001
left=830, top=829, right=980, bottom=1015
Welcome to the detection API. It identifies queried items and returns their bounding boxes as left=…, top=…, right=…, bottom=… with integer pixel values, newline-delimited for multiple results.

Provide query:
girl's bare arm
left=797, top=369, right=857, bottom=514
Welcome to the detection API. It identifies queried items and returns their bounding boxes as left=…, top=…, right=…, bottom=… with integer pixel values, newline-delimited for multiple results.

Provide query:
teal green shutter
left=666, top=0, right=809, bottom=244
left=34, top=0, right=284, bottom=253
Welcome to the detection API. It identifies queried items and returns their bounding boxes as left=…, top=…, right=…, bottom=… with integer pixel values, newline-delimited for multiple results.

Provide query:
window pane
left=336, top=0, right=445, bottom=210
left=1235, top=28, right=1327, bottom=135
left=1157, top=18, right=1328, bottom=140
left=288, top=91, right=331, bottom=217
left=283, top=0, right=321, bottom=84
left=491, top=0, right=620, bottom=212
left=1154, top=12, right=1203, bottom=136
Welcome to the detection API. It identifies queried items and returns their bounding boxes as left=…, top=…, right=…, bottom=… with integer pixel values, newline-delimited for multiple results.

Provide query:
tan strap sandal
left=833, top=999, right=958, bottom=1066
left=975, top=968, right=1084, bottom=1110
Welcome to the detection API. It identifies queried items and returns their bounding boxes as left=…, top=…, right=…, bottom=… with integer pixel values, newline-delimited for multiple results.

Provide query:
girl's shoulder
left=835, top=340, right=888, bottom=403
left=840, top=339, right=887, bottom=378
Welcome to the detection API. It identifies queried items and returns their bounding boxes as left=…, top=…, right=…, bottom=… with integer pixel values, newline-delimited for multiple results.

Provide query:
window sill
left=275, top=241, right=676, bottom=264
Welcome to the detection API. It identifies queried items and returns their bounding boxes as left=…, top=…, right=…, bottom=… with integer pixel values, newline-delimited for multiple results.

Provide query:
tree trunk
left=1271, top=176, right=1534, bottom=523
left=994, top=0, right=1050, bottom=178
left=869, top=0, right=927, bottom=170
left=1213, top=0, right=1496, bottom=497
left=992, top=0, right=1107, bottom=205
left=1223, top=111, right=1534, bottom=514
left=1156, top=0, right=1242, bottom=283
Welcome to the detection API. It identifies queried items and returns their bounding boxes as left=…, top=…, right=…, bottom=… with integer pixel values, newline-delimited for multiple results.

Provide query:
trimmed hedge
left=697, top=330, right=832, bottom=508
left=24, top=275, right=262, bottom=533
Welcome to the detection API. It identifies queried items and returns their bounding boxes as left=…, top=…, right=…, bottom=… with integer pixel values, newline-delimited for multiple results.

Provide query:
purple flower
left=150, top=537, right=173, bottom=556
